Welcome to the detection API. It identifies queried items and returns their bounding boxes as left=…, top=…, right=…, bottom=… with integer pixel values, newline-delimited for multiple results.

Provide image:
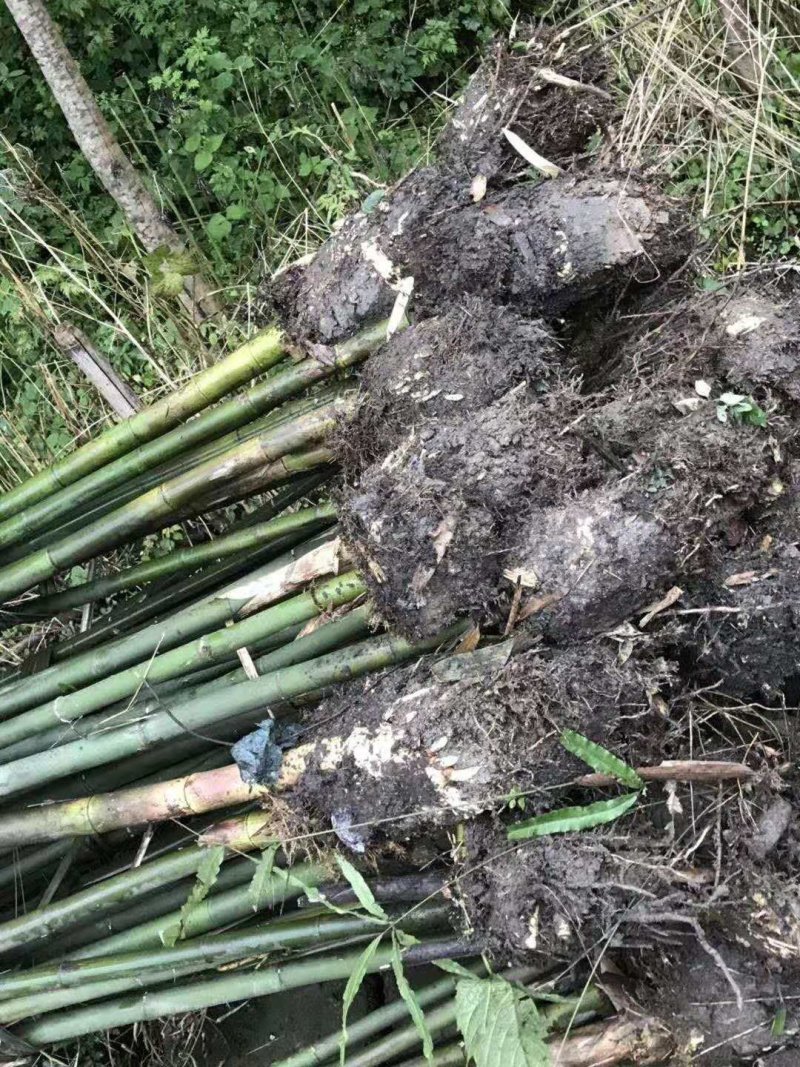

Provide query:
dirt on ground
left=261, top=28, right=800, bottom=1064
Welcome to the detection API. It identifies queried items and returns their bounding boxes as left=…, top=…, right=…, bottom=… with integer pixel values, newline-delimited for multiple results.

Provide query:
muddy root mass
left=263, top=31, right=800, bottom=1064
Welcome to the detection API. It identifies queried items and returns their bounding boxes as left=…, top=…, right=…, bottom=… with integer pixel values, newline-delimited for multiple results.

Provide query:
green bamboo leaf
left=339, top=932, right=385, bottom=1065
left=166, top=846, right=225, bottom=945
left=335, top=855, right=389, bottom=922
left=560, top=730, right=643, bottom=789
left=435, top=958, right=476, bottom=979
left=507, top=792, right=640, bottom=842
left=456, top=975, right=550, bottom=1067
left=301, top=883, right=379, bottom=921
left=391, top=934, right=434, bottom=1062
left=248, top=843, right=279, bottom=910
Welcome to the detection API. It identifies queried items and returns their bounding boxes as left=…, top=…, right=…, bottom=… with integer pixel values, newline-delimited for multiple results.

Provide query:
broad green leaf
left=335, top=854, right=389, bottom=921
left=507, top=792, right=640, bottom=842
left=339, top=933, right=385, bottom=1065
left=207, top=213, right=233, bottom=241
left=248, top=842, right=278, bottom=910
left=194, top=149, right=214, bottom=172
left=391, top=935, right=434, bottom=1062
left=560, top=729, right=643, bottom=789
left=166, top=846, right=224, bottom=945
left=456, top=975, right=550, bottom=1067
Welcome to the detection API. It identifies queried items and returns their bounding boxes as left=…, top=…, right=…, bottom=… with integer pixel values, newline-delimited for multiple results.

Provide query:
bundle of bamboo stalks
left=0, top=321, right=660, bottom=1065
left=0, top=317, right=473, bottom=1056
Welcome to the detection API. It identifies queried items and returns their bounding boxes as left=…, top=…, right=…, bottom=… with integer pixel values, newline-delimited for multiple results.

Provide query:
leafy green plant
left=506, top=731, right=643, bottom=842
left=507, top=793, right=640, bottom=842
left=164, top=844, right=225, bottom=946
left=716, top=392, right=767, bottom=428
left=0, top=0, right=511, bottom=490
left=327, top=853, right=439, bottom=1065
left=455, top=973, right=550, bottom=1067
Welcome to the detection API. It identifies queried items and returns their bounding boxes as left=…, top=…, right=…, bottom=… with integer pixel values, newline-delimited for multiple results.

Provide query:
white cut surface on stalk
left=221, top=538, right=343, bottom=615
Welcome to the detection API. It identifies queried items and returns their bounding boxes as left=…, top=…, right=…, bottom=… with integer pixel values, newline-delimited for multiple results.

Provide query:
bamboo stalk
left=14, top=503, right=337, bottom=616
left=0, top=905, right=448, bottom=1022
left=69, top=862, right=328, bottom=960
left=0, top=843, right=232, bottom=956
left=185, top=445, right=334, bottom=515
left=0, top=328, right=285, bottom=524
left=0, top=763, right=265, bottom=845
left=271, top=972, right=462, bottom=1067
left=50, top=390, right=336, bottom=538
left=0, top=567, right=365, bottom=752
left=49, top=472, right=331, bottom=661
left=48, top=853, right=258, bottom=959
left=0, top=626, right=463, bottom=800
left=76, top=601, right=373, bottom=754
left=0, top=529, right=336, bottom=721
left=0, top=397, right=351, bottom=603
left=0, top=319, right=384, bottom=550
left=0, top=388, right=326, bottom=560
left=0, top=603, right=359, bottom=766
left=15, top=939, right=469, bottom=1046
left=395, top=1047, right=464, bottom=1067
left=0, top=841, right=74, bottom=894
left=0, top=411, right=326, bottom=571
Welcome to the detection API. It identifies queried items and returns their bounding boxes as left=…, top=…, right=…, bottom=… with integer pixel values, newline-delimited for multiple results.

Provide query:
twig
left=575, top=760, right=754, bottom=788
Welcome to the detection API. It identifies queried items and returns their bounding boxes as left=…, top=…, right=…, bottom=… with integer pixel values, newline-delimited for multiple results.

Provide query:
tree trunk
left=3, top=0, right=219, bottom=318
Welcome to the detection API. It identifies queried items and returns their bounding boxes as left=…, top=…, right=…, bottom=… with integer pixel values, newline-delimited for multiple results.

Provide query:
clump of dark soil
left=292, top=642, right=669, bottom=845
left=436, top=28, right=615, bottom=181
left=271, top=170, right=687, bottom=346
left=263, top=26, right=800, bottom=1063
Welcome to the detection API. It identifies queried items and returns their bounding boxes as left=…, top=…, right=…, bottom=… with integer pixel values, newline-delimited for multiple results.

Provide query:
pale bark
left=3, top=0, right=219, bottom=317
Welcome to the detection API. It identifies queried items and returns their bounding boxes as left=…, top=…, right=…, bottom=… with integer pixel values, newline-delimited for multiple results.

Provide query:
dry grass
left=564, top=0, right=800, bottom=270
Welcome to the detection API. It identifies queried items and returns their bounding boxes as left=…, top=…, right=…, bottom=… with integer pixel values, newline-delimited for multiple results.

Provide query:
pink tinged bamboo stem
left=0, top=764, right=265, bottom=846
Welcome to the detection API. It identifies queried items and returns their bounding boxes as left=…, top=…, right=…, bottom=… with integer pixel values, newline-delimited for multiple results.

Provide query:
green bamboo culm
left=395, top=1046, right=464, bottom=1067
left=67, top=862, right=326, bottom=961
left=47, top=469, right=332, bottom=662
left=0, top=600, right=370, bottom=766
left=0, top=396, right=351, bottom=604
left=0, top=319, right=385, bottom=552
left=0, top=843, right=230, bottom=956
left=0, top=327, right=285, bottom=526
left=27, top=602, right=371, bottom=765
left=0, top=840, right=74, bottom=895
left=0, top=905, right=449, bottom=1022
left=15, top=939, right=463, bottom=1046
left=49, top=852, right=259, bottom=958
left=0, top=568, right=365, bottom=753
left=272, top=971, right=462, bottom=1067
left=14, top=501, right=337, bottom=616
left=0, top=527, right=337, bottom=722
left=0, top=624, right=464, bottom=800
